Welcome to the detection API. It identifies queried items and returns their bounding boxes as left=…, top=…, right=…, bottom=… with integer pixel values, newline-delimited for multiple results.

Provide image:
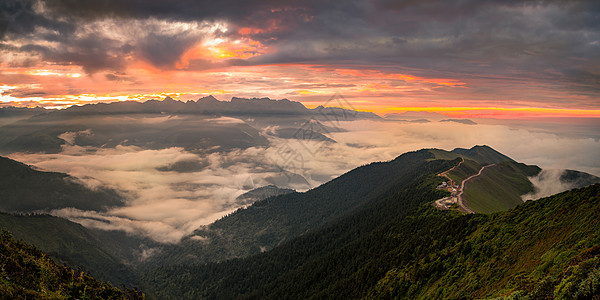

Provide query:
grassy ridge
left=429, top=147, right=543, bottom=213
left=447, top=159, right=481, bottom=184
left=463, top=162, right=537, bottom=213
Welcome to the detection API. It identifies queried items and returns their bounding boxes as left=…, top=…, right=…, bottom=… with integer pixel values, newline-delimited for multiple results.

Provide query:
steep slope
left=146, top=149, right=454, bottom=266
left=0, top=212, right=153, bottom=286
left=142, top=179, right=600, bottom=299
left=0, top=156, right=123, bottom=212
left=461, top=162, right=539, bottom=213
left=370, top=184, right=600, bottom=299
left=141, top=154, right=457, bottom=298
left=0, top=230, right=144, bottom=299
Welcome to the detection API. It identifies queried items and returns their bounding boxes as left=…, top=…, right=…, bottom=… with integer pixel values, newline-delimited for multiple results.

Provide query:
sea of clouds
left=9, top=118, right=600, bottom=243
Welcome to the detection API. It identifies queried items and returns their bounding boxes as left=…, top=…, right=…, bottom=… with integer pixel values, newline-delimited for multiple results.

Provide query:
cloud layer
left=9, top=117, right=600, bottom=243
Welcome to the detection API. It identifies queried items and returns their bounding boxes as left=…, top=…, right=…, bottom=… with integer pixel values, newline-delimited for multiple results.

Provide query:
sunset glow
left=1, top=1, right=598, bottom=119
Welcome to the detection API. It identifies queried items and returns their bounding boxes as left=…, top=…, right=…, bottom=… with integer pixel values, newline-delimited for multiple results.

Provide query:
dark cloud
left=137, top=33, right=195, bottom=69
left=0, top=0, right=74, bottom=38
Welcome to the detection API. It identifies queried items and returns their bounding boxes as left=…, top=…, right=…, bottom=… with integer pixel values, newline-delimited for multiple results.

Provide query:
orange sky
left=2, top=60, right=598, bottom=119
left=1, top=1, right=599, bottom=119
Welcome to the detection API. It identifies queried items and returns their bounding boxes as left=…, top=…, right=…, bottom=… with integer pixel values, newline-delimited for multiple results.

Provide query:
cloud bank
left=9, top=118, right=600, bottom=243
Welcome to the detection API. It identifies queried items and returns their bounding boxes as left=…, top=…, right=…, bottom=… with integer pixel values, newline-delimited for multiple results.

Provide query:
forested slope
left=147, top=149, right=453, bottom=265
left=0, top=213, right=154, bottom=287
left=0, top=230, right=144, bottom=299
left=0, top=156, right=123, bottom=212
left=143, top=179, right=600, bottom=299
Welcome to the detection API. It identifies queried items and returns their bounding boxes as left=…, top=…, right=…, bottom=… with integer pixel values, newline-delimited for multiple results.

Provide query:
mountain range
left=0, top=97, right=379, bottom=154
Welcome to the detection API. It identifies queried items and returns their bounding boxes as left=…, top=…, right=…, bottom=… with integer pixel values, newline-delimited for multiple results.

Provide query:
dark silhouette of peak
left=225, top=97, right=309, bottom=114
left=0, top=106, right=48, bottom=116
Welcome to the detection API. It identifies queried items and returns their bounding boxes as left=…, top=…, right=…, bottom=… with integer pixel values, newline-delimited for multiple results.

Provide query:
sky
left=1, top=0, right=600, bottom=117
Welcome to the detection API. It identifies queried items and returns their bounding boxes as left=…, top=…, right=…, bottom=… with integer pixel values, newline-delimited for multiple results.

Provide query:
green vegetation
left=451, top=145, right=514, bottom=164
left=147, top=149, right=453, bottom=266
left=1, top=145, right=598, bottom=299
left=0, top=230, right=144, bottom=299
left=0, top=156, right=123, bottom=212
left=430, top=146, right=545, bottom=213
left=447, top=158, right=481, bottom=183
left=141, top=156, right=455, bottom=299
left=428, top=148, right=462, bottom=161
left=142, top=182, right=600, bottom=299
left=0, top=213, right=150, bottom=286
left=463, top=162, right=538, bottom=213
left=371, top=185, right=600, bottom=299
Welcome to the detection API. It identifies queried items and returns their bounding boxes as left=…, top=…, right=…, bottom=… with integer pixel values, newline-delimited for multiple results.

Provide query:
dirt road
left=438, top=157, right=464, bottom=183
left=457, top=164, right=495, bottom=213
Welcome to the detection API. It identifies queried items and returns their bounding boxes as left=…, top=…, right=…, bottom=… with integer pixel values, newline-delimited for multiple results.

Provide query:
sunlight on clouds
left=8, top=118, right=599, bottom=243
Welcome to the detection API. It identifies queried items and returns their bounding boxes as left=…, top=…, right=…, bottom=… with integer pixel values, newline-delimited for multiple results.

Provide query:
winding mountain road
left=457, top=164, right=495, bottom=213
left=438, top=157, right=464, bottom=184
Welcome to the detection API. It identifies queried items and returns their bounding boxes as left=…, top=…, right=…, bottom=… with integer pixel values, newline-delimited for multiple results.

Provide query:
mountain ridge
left=0, top=156, right=124, bottom=212
left=56, top=96, right=381, bottom=119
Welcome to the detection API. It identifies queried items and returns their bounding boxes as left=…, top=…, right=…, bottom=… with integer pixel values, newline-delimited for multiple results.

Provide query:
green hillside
left=371, top=184, right=600, bottom=299
left=1, top=145, right=598, bottom=299
left=147, top=149, right=451, bottom=266
left=430, top=147, right=547, bottom=213
left=447, top=158, right=482, bottom=183
left=462, top=162, right=539, bottom=213
left=0, top=212, right=150, bottom=286
left=0, top=230, right=144, bottom=299
left=451, top=145, right=514, bottom=164
left=0, top=156, right=123, bottom=212
left=142, top=180, right=600, bottom=299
